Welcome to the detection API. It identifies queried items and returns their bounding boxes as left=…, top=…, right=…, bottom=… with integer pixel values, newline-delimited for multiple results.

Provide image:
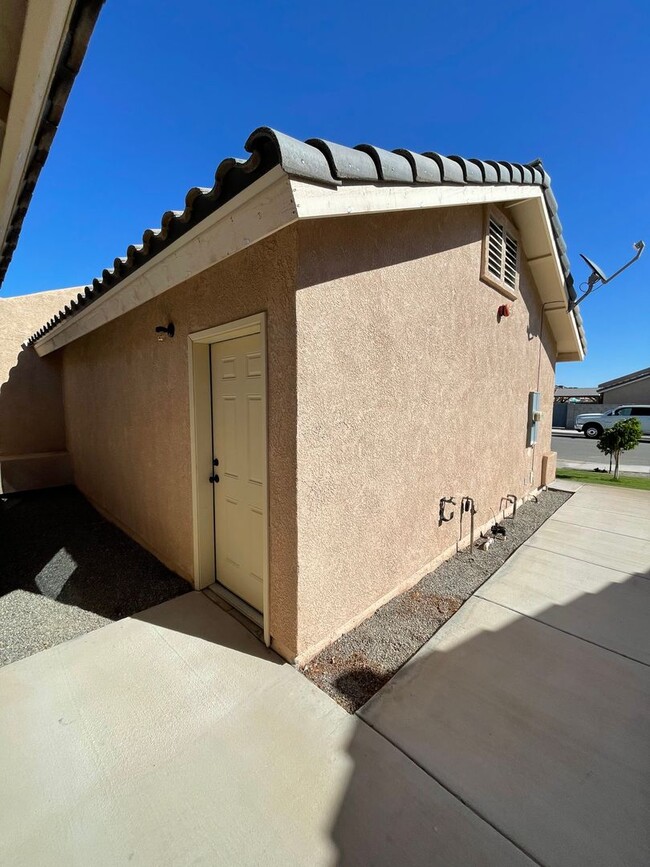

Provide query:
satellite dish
left=579, top=253, right=607, bottom=284
left=569, top=241, right=645, bottom=311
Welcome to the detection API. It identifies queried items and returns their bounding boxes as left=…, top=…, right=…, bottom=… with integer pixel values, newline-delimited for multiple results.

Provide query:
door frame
left=188, top=312, right=269, bottom=645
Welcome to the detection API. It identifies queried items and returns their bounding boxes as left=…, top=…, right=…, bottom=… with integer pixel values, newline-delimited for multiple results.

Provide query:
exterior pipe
left=460, top=496, right=477, bottom=548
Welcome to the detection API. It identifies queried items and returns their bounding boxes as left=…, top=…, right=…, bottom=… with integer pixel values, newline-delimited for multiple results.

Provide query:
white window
left=481, top=207, right=519, bottom=299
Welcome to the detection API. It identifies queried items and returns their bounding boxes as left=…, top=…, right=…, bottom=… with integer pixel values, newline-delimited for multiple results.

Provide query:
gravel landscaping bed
left=0, top=486, right=191, bottom=666
left=302, top=488, right=571, bottom=713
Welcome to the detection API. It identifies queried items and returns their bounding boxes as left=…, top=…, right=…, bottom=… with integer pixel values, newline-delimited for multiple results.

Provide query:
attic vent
left=482, top=208, right=520, bottom=298
left=504, top=233, right=518, bottom=288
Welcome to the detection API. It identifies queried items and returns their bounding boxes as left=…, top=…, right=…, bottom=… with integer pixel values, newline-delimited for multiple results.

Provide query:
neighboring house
left=6, top=128, right=585, bottom=663
left=0, top=0, right=103, bottom=283
left=598, top=367, right=650, bottom=404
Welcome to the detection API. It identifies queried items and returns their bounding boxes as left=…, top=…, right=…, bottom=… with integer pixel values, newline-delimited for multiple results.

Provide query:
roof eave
left=290, top=178, right=584, bottom=361
left=0, top=0, right=104, bottom=288
left=34, top=177, right=582, bottom=360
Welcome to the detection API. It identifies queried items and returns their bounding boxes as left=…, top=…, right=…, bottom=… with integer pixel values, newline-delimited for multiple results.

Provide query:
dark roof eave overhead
left=0, top=0, right=105, bottom=289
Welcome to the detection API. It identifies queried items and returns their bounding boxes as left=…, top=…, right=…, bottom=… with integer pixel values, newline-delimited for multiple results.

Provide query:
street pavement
left=552, top=429, right=650, bottom=474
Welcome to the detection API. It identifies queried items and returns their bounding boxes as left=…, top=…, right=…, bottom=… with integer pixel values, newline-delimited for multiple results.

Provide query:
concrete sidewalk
left=361, top=483, right=650, bottom=867
left=0, top=591, right=531, bottom=866
left=1, top=483, right=648, bottom=865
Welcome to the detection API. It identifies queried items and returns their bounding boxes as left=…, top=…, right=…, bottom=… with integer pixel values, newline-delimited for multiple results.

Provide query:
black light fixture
left=155, top=322, right=175, bottom=341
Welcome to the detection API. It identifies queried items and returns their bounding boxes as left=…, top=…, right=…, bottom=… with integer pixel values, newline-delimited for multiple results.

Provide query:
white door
left=210, top=333, right=266, bottom=612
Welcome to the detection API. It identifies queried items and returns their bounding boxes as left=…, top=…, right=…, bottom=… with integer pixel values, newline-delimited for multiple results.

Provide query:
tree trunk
left=614, top=450, right=621, bottom=480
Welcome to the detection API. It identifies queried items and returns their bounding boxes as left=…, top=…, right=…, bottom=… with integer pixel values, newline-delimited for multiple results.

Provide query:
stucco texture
left=62, top=229, right=299, bottom=654
left=0, top=288, right=76, bottom=457
left=294, top=206, right=556, bottom=655
left=60, top=203, right=558, bottom=662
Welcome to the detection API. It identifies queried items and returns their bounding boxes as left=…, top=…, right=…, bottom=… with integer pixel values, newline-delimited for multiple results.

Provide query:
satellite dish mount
left=569, top=240, right=645, bottom=311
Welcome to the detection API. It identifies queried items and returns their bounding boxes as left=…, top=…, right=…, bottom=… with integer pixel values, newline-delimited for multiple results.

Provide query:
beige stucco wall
left=0, top=287, right=77, bottom=491
left=62, top=229, right=300, bottom=654
left=294, top=206, right=557, bottom=656
left=60, top=204, right=559, bottom=661
left=601, top=380, right=650, bottom=405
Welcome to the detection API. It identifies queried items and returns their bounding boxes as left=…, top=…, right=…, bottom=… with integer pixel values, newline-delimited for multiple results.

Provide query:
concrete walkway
left=0, top=592, right=531, bottom=866
left=1, top=483, right=648, bottom=865
left=361, top=483, right=650, bottom=866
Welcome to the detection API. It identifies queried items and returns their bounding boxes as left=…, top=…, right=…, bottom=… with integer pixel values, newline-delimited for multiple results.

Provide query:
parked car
left=574, top=405, right=650, bottom=438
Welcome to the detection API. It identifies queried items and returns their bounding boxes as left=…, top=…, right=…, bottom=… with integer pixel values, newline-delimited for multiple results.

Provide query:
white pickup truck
left=574, top=405, right=650, bottom=438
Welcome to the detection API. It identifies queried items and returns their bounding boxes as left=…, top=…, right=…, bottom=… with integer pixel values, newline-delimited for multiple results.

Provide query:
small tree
left=597, top=417, right=643, bottom=480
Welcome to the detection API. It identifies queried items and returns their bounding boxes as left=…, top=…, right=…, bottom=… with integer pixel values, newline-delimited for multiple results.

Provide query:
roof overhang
left=32, top=169, right=584, bottom=360
left=0, top=0, right=103, bottom=287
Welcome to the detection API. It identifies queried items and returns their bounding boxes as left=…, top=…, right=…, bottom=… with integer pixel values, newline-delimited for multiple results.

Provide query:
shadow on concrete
left=329, top=574, right=650, bottom=866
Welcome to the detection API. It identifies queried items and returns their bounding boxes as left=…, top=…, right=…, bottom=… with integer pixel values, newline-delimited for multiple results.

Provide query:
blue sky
left=3, top=0, right=648, bottom=385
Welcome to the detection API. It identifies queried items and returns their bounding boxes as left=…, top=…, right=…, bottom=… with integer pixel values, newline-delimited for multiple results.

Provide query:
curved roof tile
left=305, top=138, right=378, bottom=181
left=393, top=150, right=442, bottom=184
left=422, top=152, right=465, bottom=184
left=27, top=126, right=585, bottom=352
left=355, top=144, right=414, bottom=183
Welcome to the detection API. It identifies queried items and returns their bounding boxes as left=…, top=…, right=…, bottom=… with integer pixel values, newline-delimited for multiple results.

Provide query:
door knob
left=209, top=474, right=219, bottom=483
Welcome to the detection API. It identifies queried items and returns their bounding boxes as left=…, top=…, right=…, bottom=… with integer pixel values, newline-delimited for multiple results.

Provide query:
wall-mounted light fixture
left=155, top=323, right=175, bottom=341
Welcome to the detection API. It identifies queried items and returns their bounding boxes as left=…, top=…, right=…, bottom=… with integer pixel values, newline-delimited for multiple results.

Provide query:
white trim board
left=33, top=173, right=582, bottom=359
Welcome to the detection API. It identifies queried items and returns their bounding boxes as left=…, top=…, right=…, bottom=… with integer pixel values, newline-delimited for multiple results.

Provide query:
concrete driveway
left=361, top=482, right=650, bottom=866
left=1, top=482, right=648, bottom=866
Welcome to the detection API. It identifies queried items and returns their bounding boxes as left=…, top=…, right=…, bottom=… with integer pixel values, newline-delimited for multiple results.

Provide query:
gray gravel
left=302, top=488, right=571, bottom=713
left=0, top=486, right=191, bottom=667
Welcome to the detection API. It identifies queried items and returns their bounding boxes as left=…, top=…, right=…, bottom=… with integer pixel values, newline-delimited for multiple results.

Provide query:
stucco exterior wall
left=600, top=380, right=650, bottom=405
left=0, top=287, right=76, bottom=491
left=62, top=228, right=299, bottom=654
left=294, top=206, right=557, bottom=656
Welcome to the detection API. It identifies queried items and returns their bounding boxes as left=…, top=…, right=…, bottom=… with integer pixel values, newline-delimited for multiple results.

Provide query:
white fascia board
left=0, top=0, right=76, bottom=248
left=34, top=166, right=296, bottom=355
left=290, top=178, right=540, bottom=219
left=34, top=172, right=582, bottom=359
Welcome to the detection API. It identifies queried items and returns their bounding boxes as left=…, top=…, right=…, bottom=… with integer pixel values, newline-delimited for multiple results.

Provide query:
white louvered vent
left=483, top=210, right=519, bottom=295
left=488, top=218, right=504, bottom=278
left=504, top=233, right=518, bottom=288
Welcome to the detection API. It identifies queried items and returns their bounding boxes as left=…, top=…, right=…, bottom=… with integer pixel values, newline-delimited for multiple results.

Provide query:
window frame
left=481, top=206, right=520, bottom=300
